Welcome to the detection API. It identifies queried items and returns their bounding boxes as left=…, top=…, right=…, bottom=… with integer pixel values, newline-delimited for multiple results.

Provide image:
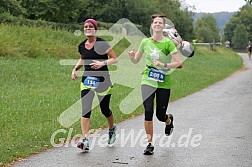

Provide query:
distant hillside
left=193, top=12, right=236, bottom=33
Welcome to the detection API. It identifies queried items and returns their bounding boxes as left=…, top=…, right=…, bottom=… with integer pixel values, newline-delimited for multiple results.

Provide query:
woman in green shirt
left=128, top=14, right=182, bottom=155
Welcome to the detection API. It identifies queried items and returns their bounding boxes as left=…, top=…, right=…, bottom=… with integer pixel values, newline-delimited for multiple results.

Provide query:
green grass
left=171, top=46, right=243, bottom=99
left=0, top=24, right=82, bottom=58
left=0, top=24, right=243, bottom=166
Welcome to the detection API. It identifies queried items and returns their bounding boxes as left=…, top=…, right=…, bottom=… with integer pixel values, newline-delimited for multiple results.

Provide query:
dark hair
left=151, top=13, right=166, bottom=23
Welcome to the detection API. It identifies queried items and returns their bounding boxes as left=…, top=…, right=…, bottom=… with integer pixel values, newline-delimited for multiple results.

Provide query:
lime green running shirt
left=138, top=37, right=177, bottom=89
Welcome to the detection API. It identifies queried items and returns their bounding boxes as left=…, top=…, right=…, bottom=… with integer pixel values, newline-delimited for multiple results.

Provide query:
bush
left=0, top=13, right=82, bottom=31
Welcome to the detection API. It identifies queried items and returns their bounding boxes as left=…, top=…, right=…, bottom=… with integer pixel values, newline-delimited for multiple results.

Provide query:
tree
left=224, top=17, right=240, bottom=44
left=232, top=24, right=248, bottom=49
left=237, top=5, right=252, bottom=41
left=224, top=4, right=252, bottom=46
left=2, top=0, right=194, bottom=39
left=244, top=0, right=252, bottom=4
left=20, top=0, right=49, bottom=19
left=76, top=0, right=194, bottom=37
left=194, top=14, right=219, bottom=43
left=0, top=0, right=26, bottom=16
left=77, top=0, right=131, bottom=23
left=77, top=0, right=156, bottom=34
left=42, top=0, right=84, bottom=23
left=20, top=0, right=84, bottom=22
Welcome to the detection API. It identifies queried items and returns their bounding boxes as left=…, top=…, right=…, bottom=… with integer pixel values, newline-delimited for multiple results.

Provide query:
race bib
left=148, top=68, right=165, bottom=82
left=84, top=76, right=100, bottom=89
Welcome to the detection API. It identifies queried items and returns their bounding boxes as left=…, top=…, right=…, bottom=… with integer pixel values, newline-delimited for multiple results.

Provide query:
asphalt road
left=13, top=53, right=252, bottom=167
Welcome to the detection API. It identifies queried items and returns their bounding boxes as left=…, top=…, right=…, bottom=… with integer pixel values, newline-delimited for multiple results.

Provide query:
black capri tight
left=81, top=89, right=112, bottom=118
left=141, top=84, right=171, bottom=122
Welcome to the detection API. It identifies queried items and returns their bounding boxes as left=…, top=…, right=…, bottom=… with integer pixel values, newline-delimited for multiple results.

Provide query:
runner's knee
left=145, top=110, right=154, bottom=121
left=156, top=112, right=167, bottom=122
left=101, top=108, right=112, bottom=118
left=82, top=110, right=91, bottom=118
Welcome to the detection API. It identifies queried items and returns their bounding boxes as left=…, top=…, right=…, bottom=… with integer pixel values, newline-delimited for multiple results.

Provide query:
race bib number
left=84, top=76, right=100, bottom=89
left=148, top=68, right=165, bottom=82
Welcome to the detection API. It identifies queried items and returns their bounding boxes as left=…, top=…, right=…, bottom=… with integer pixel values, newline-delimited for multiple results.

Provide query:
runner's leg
left=141, top=85, right=156, bottom=143
left=81, top=89, right=95, bottom=138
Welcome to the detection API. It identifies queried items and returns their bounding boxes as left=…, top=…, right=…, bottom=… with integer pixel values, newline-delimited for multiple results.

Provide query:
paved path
left=13, top=53, right=252, bottom=167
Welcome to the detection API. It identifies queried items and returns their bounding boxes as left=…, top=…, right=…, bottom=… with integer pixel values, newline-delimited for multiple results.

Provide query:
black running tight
left=81, top=89, right=112, bottom=118
left=141, top=84, right=171, bottom=122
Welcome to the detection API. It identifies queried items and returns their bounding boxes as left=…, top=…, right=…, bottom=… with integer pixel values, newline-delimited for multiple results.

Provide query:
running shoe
left=165, top=114, right=174, bottom=136
left=77, top=138, right=89, bottom=151
left=108, top=125, right=117, bottom=145
left=143, top=143, right=154, bottom=155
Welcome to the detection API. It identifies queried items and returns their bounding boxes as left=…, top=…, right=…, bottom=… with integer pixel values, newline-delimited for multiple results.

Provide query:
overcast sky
left=184, top=0, right=248, bottom=13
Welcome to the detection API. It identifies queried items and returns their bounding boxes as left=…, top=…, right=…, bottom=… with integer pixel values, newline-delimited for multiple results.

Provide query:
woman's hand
left=71, top=58, right=83, bottom=80
left=90, top=60, right=105, bottom=70
left=127, top=49, right=143, bottom=64
left=128, top=50, right=135, bottom=60
left=154, top=60, right=163, bottom=67
left=72, top=69, right=78, bottom=80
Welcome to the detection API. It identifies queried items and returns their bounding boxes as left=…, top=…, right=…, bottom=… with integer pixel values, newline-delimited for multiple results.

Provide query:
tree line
left=193, top=2, right=252, bottom=49
left=224, top=5, right=252, bottom=49
left=1, top=0, right=251, bottom=48
left=0, top=0, right=194, bottom=39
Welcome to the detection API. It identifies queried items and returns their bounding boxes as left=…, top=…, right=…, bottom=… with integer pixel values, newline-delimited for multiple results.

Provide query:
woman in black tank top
left=71, top=19, right=118, bottom=151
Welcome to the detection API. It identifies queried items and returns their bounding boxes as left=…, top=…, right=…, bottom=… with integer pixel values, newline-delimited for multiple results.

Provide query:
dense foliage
left=193, top=14, right=220, bottom=43
left=1, top=0, right=251, bottom=46
left=224, top=5, right=252, bottom=49
left=0, top=0, right=194, bottom=39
